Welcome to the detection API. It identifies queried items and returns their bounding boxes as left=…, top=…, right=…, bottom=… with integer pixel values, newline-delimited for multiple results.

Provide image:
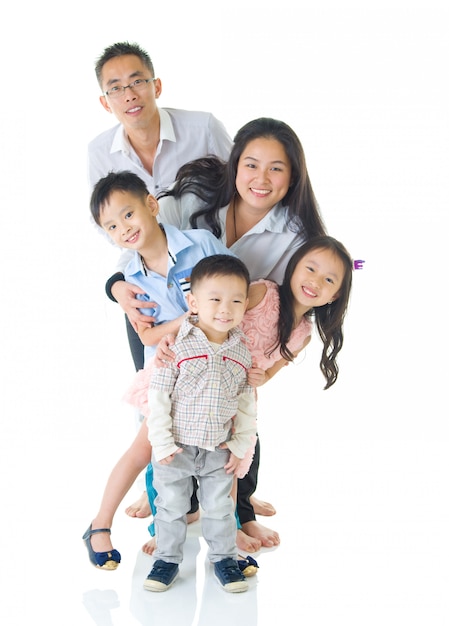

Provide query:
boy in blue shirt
left=90, top=170, right=233, bottom=363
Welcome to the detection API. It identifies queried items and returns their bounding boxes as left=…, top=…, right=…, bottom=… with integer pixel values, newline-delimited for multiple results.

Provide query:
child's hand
left=154, top=333, right=177, bottom=368
left=222, top=448, right=242, bottom=475
left=247, top=366, right=268, bottom=387
left=158, top=447, right=183, bottom=465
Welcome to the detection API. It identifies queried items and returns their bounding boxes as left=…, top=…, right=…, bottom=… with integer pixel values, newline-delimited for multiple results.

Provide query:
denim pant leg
left=152, top=449, right=195, bottom=564
left=196, top=447, right=237, bottom=563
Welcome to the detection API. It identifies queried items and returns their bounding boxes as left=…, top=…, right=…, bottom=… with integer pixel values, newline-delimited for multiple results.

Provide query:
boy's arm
left=225, top=391, right=258, bottom=459
left=146, top=389, right=181, bottom=462
left=223, top=391, right=258, bottom=477
left=137, top=313, right=188, bottom=348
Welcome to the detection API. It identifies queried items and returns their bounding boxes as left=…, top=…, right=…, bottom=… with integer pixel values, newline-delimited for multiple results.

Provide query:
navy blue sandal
left=82, top=525, right=121, bottom=570
left=237, top=555, right=259, bottom=577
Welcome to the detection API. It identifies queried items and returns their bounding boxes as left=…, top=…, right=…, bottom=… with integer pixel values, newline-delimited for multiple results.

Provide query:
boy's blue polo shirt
left=124, top=223, right=233, bottom=361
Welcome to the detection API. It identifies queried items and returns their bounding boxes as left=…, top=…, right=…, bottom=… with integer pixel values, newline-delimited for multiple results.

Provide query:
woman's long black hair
left=158, top=117, right=326, bottom=240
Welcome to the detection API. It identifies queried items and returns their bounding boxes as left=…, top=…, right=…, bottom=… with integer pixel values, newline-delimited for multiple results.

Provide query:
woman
left=115, top=117, right=326, bottom=551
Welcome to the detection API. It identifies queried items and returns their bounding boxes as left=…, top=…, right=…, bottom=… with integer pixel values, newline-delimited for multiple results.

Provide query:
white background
left=0, top=1, right=448, bottom=624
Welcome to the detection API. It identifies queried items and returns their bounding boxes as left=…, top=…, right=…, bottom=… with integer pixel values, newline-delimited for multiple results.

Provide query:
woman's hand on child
left=112, top=280, right=157, bottom=331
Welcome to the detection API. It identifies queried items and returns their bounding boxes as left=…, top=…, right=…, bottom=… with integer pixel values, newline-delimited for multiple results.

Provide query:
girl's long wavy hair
left=158, top=117, right=326, bottom=240
left=271, top=235, right=353, bottom=389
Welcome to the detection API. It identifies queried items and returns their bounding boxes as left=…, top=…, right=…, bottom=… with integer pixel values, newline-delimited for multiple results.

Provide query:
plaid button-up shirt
left=147, top=317, right=257, bottom=462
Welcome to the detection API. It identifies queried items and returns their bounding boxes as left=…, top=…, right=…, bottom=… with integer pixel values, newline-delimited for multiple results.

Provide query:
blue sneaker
left=214, top=558, right=248, bottom=593
left=144, top=560, right=179, bottom=592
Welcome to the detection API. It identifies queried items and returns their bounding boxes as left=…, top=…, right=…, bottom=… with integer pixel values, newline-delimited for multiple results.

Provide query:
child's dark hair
left=90, top=171, right=149, bottom=226
left=190, top=255, right=250, bottom=293
left=272, top=235, right=353, bottom=389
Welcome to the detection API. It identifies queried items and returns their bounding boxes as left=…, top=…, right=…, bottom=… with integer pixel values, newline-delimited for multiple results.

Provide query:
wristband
left=105, top=272, right=125, bottom=303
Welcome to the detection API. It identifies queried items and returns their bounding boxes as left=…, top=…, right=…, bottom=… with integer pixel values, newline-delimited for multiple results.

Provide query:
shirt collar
left=253, top=202, right=289, bottom=234
left=222, top=202, right=289, bottom=236
left=158, top=108, right=176, bottom=142
left=110, top=108, right=176, bottom=156
left=110, top=124, right=130, bottom=155
left=125, top=223, right=196, bottom=278
left=125, top=249, right=145, bottom=276
left=179, top=316, right=247, bottom=347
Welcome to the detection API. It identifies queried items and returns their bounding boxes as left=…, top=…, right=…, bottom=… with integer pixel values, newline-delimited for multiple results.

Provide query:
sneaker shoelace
left=150, top=562, right=174, bottom=577
left=220, top=561, right=242, bottom=582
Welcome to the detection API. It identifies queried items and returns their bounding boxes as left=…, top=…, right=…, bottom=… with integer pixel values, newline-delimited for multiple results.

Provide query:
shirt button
left=168, top=283, right=173, bottom=288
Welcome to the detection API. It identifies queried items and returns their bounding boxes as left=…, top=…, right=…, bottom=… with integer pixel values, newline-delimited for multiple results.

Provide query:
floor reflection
left=82, top=520, right=258, bottom=626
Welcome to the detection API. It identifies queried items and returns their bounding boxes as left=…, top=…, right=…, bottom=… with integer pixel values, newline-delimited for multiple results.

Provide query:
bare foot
left=250, top=496, right=276, bottom=516
left=125, top=491, right=151, bottom=518
left=187, top=510, right=200, bottom=525
left=241, top=520, right=280, bottom=548
left=142, top=536, right=157, bottom=555
left=236, top=529, right=262, bottom=553
left=141, top=510, right=200, bottom=555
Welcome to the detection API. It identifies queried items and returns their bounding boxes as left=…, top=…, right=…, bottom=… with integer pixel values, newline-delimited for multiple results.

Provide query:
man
left=88, top=41, right=232, bottom=195
left=88, top=41, right=232, bottom=371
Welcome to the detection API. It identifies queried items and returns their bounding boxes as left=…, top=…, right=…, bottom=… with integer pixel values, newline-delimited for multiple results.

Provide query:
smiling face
left=99, top=54, right=162, bottom=132
left=235, top=137, right=292, bottom=215
left=187, top=274, right=249, bottom=344
left=291, top=247, right=345, bottom=310
left=99, top=190, right=160, bottom=250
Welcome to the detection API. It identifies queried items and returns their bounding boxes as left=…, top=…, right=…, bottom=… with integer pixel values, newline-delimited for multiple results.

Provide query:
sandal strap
left=84, top=526, right=111, bottom=539
left=89, top=527, right=111, bottom=535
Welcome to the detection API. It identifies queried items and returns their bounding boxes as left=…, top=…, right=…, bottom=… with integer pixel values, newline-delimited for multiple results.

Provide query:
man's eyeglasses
left=104, top=78, right=156, bottom=99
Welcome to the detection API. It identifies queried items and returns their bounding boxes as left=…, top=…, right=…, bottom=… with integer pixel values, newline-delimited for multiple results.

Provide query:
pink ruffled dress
left=240, top=279, right=312, bottom=369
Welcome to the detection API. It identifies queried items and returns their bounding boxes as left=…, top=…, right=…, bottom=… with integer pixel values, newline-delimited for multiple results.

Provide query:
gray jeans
left=152, top=444, right=237, bottom=564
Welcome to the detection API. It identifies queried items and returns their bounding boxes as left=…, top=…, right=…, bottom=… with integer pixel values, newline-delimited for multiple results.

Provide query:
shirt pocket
left=175, top=356, right=209, bottom=396
left=220, top=358, right=247, bottom=399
